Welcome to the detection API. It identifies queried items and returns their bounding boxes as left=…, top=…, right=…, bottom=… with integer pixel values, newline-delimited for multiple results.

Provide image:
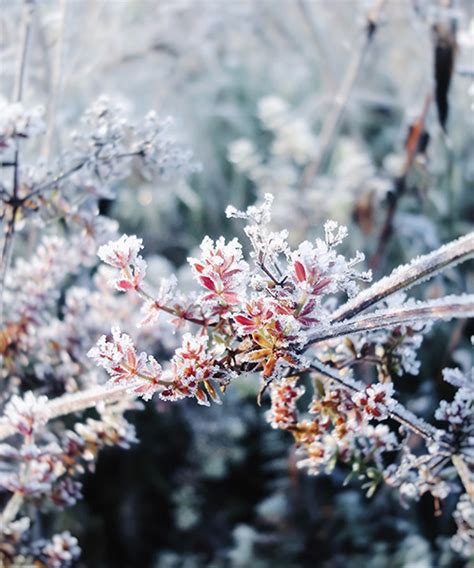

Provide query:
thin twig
left=24, top=151, right=143, bottom=201
left=12, top=1, right=34, bottom=104
left=299, top=0, right=386, bottom=189
left=43, top=0, right=67, bottom=161
left=0, top=0, right=35, bottom=316
left=452, top=454, right=474, bottom=501
left=369, top=93, right=432, bottom=270
left=134, top=284, right=211, bottom=327
left=0, top=492, right=23, bottom=528
left=295, top=0, right=336, bottom=89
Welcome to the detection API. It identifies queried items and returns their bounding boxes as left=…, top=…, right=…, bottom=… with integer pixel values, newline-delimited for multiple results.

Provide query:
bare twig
left=24, top=150, right=144, bottom=201
left=369, top=93, right=432, bottom=270
left=0, top=492, right=23, bottom=528
left=12, top=1, right=34, bottom=104
left=299, top=0, right=386, bottom=189
left=0, top=0, right=35, bottom=316
left=452, top=454, right=474, bottom=501
left=43, top=0, right=67, bottom=161
left=295, top=0, right=336, bottom=88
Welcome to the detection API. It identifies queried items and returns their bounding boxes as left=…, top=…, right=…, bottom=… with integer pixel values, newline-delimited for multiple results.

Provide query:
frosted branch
left=0, top=385, right=132, bottom=442
left=331, top=232, right=474, bottom=323
left=452, top=455, right=474, bottom=502
left=308, top=295, right=474, bottom=344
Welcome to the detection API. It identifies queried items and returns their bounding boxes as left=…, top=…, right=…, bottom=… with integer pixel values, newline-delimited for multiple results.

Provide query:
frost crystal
left=3, top=392, right=50, bottom=437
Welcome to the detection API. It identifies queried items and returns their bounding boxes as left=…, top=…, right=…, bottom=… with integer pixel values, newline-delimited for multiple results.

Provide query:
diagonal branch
left=24, top=151, right=144, bottom=201
left=307, top=295, right=474, bottom=344
left=0, top=385, right=132, bottom=442
left=369, top=93, right=432, bottom=271
left=452, top=454, right=474, bottom=501
left=299, top=0, right=386, bottom=189
left=0, top=358, right=440, bottom=446
left=331, top=232, right=474, bottom=323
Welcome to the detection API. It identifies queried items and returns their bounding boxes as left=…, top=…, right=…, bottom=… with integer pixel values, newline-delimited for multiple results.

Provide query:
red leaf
left=294, top=261, right=306, bottom=282
left=234, top=315, right=253, bottom=326
left=199, top=275, right=217, bottom=291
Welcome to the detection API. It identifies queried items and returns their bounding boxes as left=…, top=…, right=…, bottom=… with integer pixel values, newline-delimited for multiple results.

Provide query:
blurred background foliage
left=1, top=0, right=473, bottom=566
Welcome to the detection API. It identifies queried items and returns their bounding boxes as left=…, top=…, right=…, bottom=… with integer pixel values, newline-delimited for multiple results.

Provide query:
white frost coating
left=0, top=385, right=131, bottom=442
left=308, top=294, right=474, bottom=343
left=331, top=232, right=474, bottom=323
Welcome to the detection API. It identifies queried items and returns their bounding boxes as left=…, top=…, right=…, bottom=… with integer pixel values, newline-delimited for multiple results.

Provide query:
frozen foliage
left=87, top=327, right=163, bottom=401
left=83, top=194, right=474, bottom=558
left=0, top=31, right=196, bottom=561
left=0, top=99, right=45, bottom=153
left=5, top=172, right=462, bottom=561
left=31, top=531, right=81, bottom=568
left=452, top=494, right=474, bottom=557
left=2, top=392, right=49, bottom=437
left=1, top=0, right=474, bottom=564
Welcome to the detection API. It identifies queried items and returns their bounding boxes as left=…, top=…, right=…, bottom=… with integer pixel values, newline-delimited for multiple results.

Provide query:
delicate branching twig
left=132, top=282, right=211, bottom=327
left=309, top=358, right=440, bottom=442
left=24, top=150, right=144, bottom=201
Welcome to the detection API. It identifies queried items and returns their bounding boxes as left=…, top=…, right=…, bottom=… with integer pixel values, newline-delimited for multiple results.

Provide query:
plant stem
left=299, top=0, right=386, bottom=189
left=369, top=93, right=432, bottom=271
left=331, top=232, right=474, bottom=323
left=43, top=0, right=67, bottom=161
left=24, top=151, right=143, bottom=201
left=0, top=0, right=35, bottom=316
left=135, top=284, right=210, bottom=327
left=0, top=492, right=23, bottom=528
left=452, top=454, right=474, bottom=501
left=307, top=295, right=474, bottom=344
